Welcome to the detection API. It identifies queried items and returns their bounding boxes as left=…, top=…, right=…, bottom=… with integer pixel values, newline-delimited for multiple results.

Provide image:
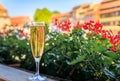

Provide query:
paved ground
left=0, top=64, right=56, bottom=81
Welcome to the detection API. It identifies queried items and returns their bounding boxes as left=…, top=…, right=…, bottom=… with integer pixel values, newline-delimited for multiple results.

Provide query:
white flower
left=52, top=43, right=55, bottom=45
left=27, top=43, right=29, bottom=45
left=42, top=63, right=44, bottom=66
left=45, top=43, right=49, bottom=46
left=69, top=37, right=73, bottom=40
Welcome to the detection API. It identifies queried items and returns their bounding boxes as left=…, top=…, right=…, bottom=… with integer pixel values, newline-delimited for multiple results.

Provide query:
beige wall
left=103, top=26, right=120, bottom=35
left=0, top=17, right=11, bottom=29
left=73, top=3, right=97, bottom=23
left=0, top=4, right=11, bottom=30
left=75, top=4, right=89, bottom=21
left=100, top=0, right=120, bottom=14
left=100, top=0, right=120, bottom=26
left=100, top=16, right=120, bottom=22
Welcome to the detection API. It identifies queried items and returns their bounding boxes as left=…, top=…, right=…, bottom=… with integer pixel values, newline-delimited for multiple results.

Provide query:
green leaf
left=68, top=55, right=86, bottom=65
left=102, top=55, right=113, bottom=67
left=104, top=51, right=118, bottom=59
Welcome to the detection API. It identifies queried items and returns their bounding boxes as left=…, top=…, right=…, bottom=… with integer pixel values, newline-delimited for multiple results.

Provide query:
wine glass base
left=28, top=75, right=46, bottom=81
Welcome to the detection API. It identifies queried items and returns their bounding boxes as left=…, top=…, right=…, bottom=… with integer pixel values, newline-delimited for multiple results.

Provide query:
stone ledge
left=0, top=64, right=56, bottom=81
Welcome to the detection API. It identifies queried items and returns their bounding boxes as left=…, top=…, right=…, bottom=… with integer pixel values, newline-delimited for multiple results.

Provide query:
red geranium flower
left=109, top=46, right=117, bottom=52
left=54, top=19, right=71, bottom=32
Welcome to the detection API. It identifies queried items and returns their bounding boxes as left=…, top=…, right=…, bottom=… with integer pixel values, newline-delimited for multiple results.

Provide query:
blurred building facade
left=51, top=2, right=100, bottom=23
left=51, top=0, right=120, bottom=34
left=100, top=0, right=120, bottom=26
left=0, top=3, right=31, bottom=33
left=0, top=4, right=11, bottom=29
left=99, top=0, right=120, bottom=34
left=51, top=12, right=72, bottom=22
left=11, top=16, right=31, bottom=27
left=51, top=0, right=120, bottom=25
left=51, top=13, right=62, bottom=22
left=72, top=3, right=100, bottom=23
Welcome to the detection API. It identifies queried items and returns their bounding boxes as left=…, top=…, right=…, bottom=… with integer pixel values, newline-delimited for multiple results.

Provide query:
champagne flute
left=29, top=22, right=46, bottom=81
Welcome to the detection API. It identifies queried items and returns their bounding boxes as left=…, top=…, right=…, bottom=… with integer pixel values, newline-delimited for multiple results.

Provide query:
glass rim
left=26, top=21, right=45, bottom=27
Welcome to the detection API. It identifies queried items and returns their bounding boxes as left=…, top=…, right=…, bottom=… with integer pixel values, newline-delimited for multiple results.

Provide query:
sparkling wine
left=30, top=25, right=45, bottom=59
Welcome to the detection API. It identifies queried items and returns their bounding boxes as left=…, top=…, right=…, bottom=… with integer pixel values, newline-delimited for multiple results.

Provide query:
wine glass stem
left=35, top=57, right=40, bottom=76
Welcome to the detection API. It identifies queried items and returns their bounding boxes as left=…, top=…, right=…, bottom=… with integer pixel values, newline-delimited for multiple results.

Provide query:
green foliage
left=0, top=26, right=120, bottom=81
left=0, top=33, right=33, bottom=66
left=34, top=8, right=52, bottom=24
left=52, top=11, right=60, bottom=14
left=68, top=55, right=86, bottom=65
left=34, top=8, right=60, bottom=25
left=42, top=29, right=120, bottom=81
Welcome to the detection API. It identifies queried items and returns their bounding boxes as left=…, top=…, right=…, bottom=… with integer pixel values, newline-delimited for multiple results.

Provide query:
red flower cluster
left=98, top=28, right=120, bottom=52
left=109, top=34, right=120, bottom=52
left=19, top=28, right=29, bottom=39
left=82, top=20, right=102, bottom=34
left=54, top=19, right=71, bottom=32
left=101, top=30, right=112, bottom=39
left=54, top=19, right=120, bottom=52
left=81, top=20, right=120, bottom=52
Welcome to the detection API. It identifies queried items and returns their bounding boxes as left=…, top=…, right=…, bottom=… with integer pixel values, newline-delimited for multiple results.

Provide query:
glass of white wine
left=28, top=22, right=46, bottom=81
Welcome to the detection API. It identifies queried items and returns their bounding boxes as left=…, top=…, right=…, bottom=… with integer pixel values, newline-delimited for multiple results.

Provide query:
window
left=115, top=11, right=120, bottom=16
left=113, top=21, right=116, bottom=25
left=118, top=21, right=120, bottom=24
left=100, top=12, right=119, bottom=18
left=79, top=12, right=84, bottom=15
left=100, top=6, right=120, bottom=11
left=84, top=14, right=93, bottom=19
left=83, top=5, right=89, bottom=9
left=101, top=0, right=117, bottom=4
left=102, top=22, right=110, bottom=26
left=88, top=9, right=93, bottom=12
left=101, top=14, right=105, bottom=18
